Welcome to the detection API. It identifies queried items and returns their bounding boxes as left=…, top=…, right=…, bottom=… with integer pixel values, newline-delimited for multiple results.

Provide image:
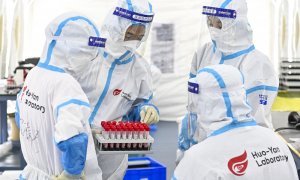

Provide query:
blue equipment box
left=124, top=156, right=166, bottom=180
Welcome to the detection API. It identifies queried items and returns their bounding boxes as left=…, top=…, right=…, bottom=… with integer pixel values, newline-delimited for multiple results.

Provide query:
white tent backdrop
left=0, top=0, right=8, bottom=78
left=8, top=0, right=279, bottom=121
left=276, top=0, right=300, bottom=60
left=0, top=0, right=25, bottom=78
left=8, top=0, right=24, bottom=76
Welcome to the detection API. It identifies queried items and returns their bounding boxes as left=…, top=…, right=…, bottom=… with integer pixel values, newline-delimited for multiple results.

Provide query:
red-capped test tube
left=133, top=124, right=139, bottom=139
left=127, top=126, right=133, bottom=150
left=138, top=126, right=144, bottom=150
left=115, top=125, right=121, bottom=151
left=106, top=121, right=112, bottom=126
left=101, top=121, right=106, bottom=127
left=121, top=126, right=127, bottom=150
left=101, top=121, right=109, bottom=138
left=102, top=125, right=110, bottom=150
left=109, top=125, right=116, bottom=150
left=138, top=125, right=144, bottom=139
left=132, top=125, right=139, bottom=150
left=143, top=124, right=150, bottom=150
left=116, top=125, right=121, bottom=140
left=103, top=125, right=110, bottom=140
left=120, top=124, right=127, bottom=139
left=118, top=121, right=124, bottom=127
left=126, top=124, right=133, bottom=140
left=142, top=123, right=150, bottom=139
left=112, top=121, right=117, bottom=126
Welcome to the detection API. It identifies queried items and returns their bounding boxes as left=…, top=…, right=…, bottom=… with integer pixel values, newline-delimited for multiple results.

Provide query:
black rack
left=279, top=60, right=300, bottom=91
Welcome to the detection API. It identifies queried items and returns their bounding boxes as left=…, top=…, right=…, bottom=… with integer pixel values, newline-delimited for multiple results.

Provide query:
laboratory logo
left=113, top=89, right=122, bottom=96
left=228, top=150, right=248, bottom=176
left=251, top=147, right=288, bottom=167
left=121, top=92, right=132, bottom=100
left=259, top=94, right=268, bottom=105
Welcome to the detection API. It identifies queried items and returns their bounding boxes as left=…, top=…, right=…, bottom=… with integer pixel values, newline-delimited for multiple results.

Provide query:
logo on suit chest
left=259, top=94, right=268, bottom=105
left=227, top=150, right=248, bottom=176
left=121, top=92, right=132, bottom=101
left=113, top=89, right=122, bottom=96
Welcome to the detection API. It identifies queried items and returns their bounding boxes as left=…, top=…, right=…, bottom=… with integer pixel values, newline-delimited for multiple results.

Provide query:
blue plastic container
left=124, top=156, right=167, bottom=180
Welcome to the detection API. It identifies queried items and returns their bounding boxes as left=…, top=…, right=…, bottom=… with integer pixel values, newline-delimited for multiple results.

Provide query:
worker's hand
left=91, top=128, right=101, bottom=135
left=140, top=105, right=159, bottom=124
left=52, top=171, right=85, bottom=180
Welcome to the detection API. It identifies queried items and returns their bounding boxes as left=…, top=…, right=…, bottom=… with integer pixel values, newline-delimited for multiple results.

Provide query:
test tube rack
left=95, top=133, right=154, bottom=154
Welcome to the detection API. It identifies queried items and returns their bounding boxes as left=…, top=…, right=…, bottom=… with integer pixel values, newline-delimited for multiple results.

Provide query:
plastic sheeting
left=0, top=0, right=8, bottom=78
left=278, top=0, right=290, bottom=60
left=274, top=0, right=300, bottom=60
left=0, top=0, right=25, bottom=77
left=276, top=0, right=300, bottom=92
left=8, top=0, right=24, bottom=77
left=293, top=0, right=300, bottom=58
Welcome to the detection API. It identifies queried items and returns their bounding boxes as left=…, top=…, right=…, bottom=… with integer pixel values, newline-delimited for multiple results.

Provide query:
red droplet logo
left=21, top=86, right=27, bottom=100
left=113, top=89, right=122, bottom=96
left=227, top=150, right=248, bottom=176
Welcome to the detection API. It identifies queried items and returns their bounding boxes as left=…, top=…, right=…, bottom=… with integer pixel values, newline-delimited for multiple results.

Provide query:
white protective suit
left=76, top=0, right=157, bottom=179
left=173, top=65, right=298, bottom=180
left=177, top=0, right=279, bottom=157
left=15, top=13, right=104, bottom=180
left=192, top=0, right=279, bottom=128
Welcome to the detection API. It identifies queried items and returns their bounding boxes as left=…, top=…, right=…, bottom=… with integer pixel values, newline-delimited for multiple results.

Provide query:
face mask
left=104, top=38, right=129, bottom=58
left=120, top=40, right=142, bottom=51
left=208, top=27, right=223, bottom=40
left=64, top=39, right=99, bottom=77
left=208, top=26, right=235, bottom=53
left=208, top=15, right=253, bottom=54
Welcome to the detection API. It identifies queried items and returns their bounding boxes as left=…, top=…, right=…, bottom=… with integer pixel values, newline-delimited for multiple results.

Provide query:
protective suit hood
left=189, top=65, right=254, bottom=137
left=101, top=0, right=154, bottom=58
left=38, top=12, right=104, bottom=79
left=206, top=0, right=253, bottom=54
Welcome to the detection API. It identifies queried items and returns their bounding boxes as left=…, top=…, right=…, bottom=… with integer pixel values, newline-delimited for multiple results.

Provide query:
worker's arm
left=241, top=57, right=279, bottom=128
left=123, top=57, right=160, bottom=124
left=52, top=77, right=91, bottom=178
left=123, top=95, right=160, bottom=124
left=15, top=90, right=24, bottom=129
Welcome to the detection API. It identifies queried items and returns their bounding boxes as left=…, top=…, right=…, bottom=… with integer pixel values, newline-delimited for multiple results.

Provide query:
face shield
left=202, top=5, right=238, bottom=53
left=203, top=0, right=254, bottom=53
left=203, top=6, right=236, bottom=29
left=124, top=24, right=146, bottom=41
left=207, top=16, right=222, bottom=30
left=112, top=6, right=154, bottom=50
